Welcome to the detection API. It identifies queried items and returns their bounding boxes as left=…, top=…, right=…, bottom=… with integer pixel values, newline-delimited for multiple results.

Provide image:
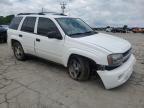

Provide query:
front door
left=35, top=17, right=64, bottom=64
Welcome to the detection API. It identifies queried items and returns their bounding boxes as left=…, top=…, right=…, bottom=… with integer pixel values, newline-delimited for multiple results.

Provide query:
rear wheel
left=68, top=56, right=90, bottom=81
left=13, top=42, right=25, bottom=61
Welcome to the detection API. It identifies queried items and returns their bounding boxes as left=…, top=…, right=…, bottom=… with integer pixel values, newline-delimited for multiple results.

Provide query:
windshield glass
left=56, top=18, right=95, bottom=37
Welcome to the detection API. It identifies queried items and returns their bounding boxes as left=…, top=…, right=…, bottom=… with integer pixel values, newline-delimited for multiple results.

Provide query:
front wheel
left=68, top=56, right=90, bottom=81
left=13, top=42, right=25, bottom=61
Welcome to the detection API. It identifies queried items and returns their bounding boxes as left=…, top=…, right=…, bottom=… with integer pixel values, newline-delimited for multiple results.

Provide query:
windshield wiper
left=69, top=32, right=84, bottom=36
left=83, top=31, right=94, bottom=34
left=69, top=31, right=97, bottom=36
left=85, top=31, right=98, bottom=34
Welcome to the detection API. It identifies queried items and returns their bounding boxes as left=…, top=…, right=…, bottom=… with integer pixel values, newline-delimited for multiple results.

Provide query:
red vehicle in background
left=132, top=28, right=144, bottom=33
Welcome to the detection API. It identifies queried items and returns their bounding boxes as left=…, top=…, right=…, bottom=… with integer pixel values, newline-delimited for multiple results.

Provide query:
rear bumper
left=0, top=31, right=7, bottom=42
left=97, top=54, right=136, bottom=89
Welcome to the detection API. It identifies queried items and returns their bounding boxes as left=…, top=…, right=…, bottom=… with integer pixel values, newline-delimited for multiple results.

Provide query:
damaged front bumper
left=97, top=54, right=136, bottom=89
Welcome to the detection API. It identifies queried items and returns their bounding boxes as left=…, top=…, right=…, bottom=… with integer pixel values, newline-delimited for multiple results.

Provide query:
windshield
left=56, top=18, right=96, bottom=37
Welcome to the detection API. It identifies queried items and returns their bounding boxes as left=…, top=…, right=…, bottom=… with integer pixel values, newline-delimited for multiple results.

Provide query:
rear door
left=8, top=17, right=23, bottom=47
left=20, top=16, right=37, bottom=55
left=35, top=17, right=64, bottom=64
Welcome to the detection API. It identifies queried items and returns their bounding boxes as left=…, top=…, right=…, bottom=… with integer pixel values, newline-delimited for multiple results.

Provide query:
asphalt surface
left=0, top=32, right=144, bottom=108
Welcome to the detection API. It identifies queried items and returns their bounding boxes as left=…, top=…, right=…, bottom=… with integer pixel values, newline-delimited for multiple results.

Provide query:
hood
left=76, top=33, right=131, bottom=53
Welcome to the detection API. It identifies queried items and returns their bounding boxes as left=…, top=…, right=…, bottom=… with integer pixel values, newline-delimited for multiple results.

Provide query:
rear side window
left=37, top=17, right=60, bottom=36
left=9, top=17, right=23, bottom=30
left=21, top=17, right=36, bottom=33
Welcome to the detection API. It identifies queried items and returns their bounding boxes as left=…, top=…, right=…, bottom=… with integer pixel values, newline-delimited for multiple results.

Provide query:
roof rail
left=17, top=12, right=67, bottom=16
left=17, top=13, right=44, bottom=15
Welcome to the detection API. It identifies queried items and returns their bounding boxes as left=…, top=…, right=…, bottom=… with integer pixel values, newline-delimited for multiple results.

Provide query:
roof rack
left=17, top=12, right=67, bottom=16
left=17, top=13, right=44, bottom=15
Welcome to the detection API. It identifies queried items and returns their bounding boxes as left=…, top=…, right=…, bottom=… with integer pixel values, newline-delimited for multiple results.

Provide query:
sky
left=0, top=0, right=143, bottom=27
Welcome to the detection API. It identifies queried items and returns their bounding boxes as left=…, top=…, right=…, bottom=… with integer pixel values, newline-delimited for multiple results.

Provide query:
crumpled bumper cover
left=97, top=54, right=136, bottom=89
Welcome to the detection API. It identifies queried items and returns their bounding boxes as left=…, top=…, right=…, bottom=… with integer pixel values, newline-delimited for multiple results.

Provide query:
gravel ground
left=0, top=32, right=144, bottom=108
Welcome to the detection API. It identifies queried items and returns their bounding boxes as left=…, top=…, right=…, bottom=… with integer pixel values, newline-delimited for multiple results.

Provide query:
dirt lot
left=0, top=32, right=144, bottom=108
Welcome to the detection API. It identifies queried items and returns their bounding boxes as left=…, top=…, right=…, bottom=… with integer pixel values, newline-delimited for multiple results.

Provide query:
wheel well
left=11, top=39, right=20, bottom=47
left=68, top=54, right=98, bottom=71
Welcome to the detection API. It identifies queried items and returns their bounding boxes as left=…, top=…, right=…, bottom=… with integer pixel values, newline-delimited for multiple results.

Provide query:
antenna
left=60, top=2, right=67, bottom=14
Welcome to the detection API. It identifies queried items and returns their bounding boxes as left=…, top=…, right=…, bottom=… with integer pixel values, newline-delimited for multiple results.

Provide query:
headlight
left=107, top=54, right=123, bottom=66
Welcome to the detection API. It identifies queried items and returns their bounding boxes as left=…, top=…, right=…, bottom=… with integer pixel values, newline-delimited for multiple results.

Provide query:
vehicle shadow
left=24, top=55, right=133, bottom=91
left=25, top=54, right=105, bottom=88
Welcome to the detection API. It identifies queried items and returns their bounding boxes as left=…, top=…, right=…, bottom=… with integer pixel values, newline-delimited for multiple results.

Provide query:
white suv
left=8, top=13, right=136, bottom=89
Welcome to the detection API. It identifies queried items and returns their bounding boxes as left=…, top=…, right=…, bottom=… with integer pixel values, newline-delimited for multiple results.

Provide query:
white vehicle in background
left=106, top=27, right=112, bottom=32
left=7, top=13, right=136, bottom=89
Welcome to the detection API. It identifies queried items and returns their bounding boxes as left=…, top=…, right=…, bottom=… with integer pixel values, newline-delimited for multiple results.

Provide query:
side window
left=37, top=17, right=60, bottom=36
left=21, top=17, right=36, bottom=33
left=9, top=17, right=23, bottom=30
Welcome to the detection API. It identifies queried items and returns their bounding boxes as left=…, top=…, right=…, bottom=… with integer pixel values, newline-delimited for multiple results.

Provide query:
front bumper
left=97, top=54, right=136, bottom=89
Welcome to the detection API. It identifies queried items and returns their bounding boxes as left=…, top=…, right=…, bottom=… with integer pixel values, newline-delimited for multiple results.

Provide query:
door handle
left=36, top=38, right=40, bottom=42
left=19, top=34, right=23, bottom=37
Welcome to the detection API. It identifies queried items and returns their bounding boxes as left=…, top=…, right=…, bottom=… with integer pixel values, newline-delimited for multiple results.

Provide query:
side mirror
left=47, top=31, right=62, bottom=40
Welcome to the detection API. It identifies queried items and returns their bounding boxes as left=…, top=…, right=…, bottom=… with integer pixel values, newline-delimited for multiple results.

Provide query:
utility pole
left=60, top=2, right=67, bottom=14
left=41, top=8, right=44, bottom=13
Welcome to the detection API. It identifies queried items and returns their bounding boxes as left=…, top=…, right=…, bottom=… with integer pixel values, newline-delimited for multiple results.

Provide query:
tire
left=68, top=56, right=90, bottom=81
left=13, top=42, right=25, bottom=61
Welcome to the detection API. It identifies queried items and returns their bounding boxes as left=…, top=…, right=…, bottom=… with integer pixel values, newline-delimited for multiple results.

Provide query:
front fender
left=63, top=48, right=108, bottom=67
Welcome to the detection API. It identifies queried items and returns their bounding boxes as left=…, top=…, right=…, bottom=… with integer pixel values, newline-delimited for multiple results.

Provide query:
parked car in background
left=0, top=25, right=8, bottom=43
left=142, top=28, right=144, bottom=33
left=8, top=13, right=136, bottom=89
left=106, top=27, right=112, bottom=32
left=111, top=28, right=127, bottom=33
left=132, top=28, right=144, bottom=33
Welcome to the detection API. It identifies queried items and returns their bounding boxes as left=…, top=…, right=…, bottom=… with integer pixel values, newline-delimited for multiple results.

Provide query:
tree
left=106, top=26, right=110, bottom=28
left=123, top=25, right=128, bottom=30
left=0, top=15, right=14, bottom=25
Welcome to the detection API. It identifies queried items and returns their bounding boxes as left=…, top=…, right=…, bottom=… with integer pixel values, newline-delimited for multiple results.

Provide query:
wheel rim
left=14, top=45, right=23, bottom=59
left=69, top=59, right=81, bottom=79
